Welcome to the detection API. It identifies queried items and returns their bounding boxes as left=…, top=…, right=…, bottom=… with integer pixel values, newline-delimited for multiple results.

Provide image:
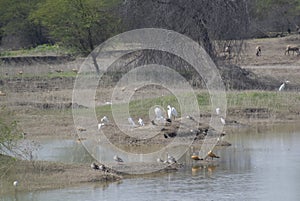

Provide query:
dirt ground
left=0, top=35, right=299, bottom=137
left=0, top=154, right=121, bottom=194
left=0, top=35, right=300, bottom=193
left=237, top=34, right=300, bottom=86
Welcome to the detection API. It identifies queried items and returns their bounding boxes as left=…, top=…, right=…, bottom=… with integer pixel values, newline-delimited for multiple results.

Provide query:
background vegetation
left=1, top=0, right=300, bottom=56
left=0, top=106, right=21, bottom=157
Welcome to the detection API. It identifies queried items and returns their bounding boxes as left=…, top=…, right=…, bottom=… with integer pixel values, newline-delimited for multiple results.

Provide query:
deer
left=256, top=46, right=262, bottom=56
left=285, top=45, right=299, bottom=55
left=224, top=45, right=232, bottom=59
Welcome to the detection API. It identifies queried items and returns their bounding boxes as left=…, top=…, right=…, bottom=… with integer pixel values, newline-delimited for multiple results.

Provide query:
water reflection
left=32, top=138, right=94, bottom=163
left=1, top=123, right=300, bottom=201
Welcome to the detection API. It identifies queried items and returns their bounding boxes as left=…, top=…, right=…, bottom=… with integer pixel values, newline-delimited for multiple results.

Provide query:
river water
left=1, top=123, right=300, bottom=201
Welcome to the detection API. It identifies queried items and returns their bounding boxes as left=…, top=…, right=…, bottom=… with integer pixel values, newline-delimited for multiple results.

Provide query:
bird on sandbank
left=167, top=105, right=178, bottom=120
left=220, top=117, right=226, bottom=125
left=138, top=118, right=145, bottom=126
left=91, top=162, right=100, bottom=170
left=216, top=107, right=221, bottom=115
left=113, top=155, right=124, bottom=163
left=101, top=116, right=109, bottom=123
left=13, top=180, right=18, bottom=187
left=166, top=152, right=177, bottom=164
left=278, top=80, right=290, bottom=91
left=98, top=123, right=105, bottom=130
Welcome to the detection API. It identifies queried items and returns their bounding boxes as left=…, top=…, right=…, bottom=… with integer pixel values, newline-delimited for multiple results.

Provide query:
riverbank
left=1, top=35, right=300, bottom=194
left=0, top=154, right=121, bottom=194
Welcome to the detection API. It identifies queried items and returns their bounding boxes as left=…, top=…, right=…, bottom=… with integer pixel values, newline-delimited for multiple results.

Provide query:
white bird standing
left=167, top=105, right=178, bottom=120
left=13, top=180, right=18, bottom=187
left=167, top=152, right=177, bottom=164
left=216, top=107, right=221, bottom=115
left=278, top=80, right=290, bottom=91
left=128, top=117, right=136, bottom=127
left=98, top=123, right=105, bottom=130
left=101, top=116, right=109, bottom=123
left=167, top=105, right=172, bottom=119
left=138, top=118, right=144, bottom=126
left=220, top=117, right=226, bottom=125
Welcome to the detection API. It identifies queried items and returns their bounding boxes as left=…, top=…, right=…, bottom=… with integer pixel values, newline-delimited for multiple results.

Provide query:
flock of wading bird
left=86, top=104, right=225, bottom=173
left=87, top=43, right=299, bottom=172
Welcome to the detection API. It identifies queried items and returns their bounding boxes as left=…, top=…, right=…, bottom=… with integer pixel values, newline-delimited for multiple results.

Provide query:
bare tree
left=121, top=0, right=250, bottom=60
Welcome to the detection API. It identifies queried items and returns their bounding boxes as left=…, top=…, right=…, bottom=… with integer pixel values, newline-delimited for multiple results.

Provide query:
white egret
left=220, top=117, right=226, bottom=125
left=167, top=152, right=177, bottom=164
left=138, top=118, right=144, bottom=126
left=216, top=107, right=221, bottom=115
left=13, top=181, right=18, bottom=187
left=98, top=123, right=105, bottom=130
left=278, top=80, right=290, bottom=91
left=101, top=116, right=109, bottom=123
left=128, top=117, right=136, bottom=127
left=167, top=105, right=178, bottom=120
left=167, top=105, right=172, bottom=119
left=113, top=155, right=124, bottom=163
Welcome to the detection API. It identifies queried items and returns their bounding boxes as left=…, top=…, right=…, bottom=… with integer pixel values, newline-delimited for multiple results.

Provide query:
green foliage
left=0, top=44, right=74, bottom=57
left=95, top=90, right=300, bottom=121
left=0, top=0, right=46, bottom=46
left=30, top=0, right=122, bottom=55
left=0, top=107, right=21, bottom=155
left=254, top=0, right=300, bottom=17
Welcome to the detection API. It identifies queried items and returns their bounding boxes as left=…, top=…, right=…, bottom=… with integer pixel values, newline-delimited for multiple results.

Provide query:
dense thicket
left=0, top=0, right=299, bottom=54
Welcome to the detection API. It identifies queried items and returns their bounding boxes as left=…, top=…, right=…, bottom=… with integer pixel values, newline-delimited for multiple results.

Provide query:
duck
left=191, top=146, right=203, bottom=161
left=206, top=150, right=220, bottom=160
left=191, top=154, right=203, bottom=161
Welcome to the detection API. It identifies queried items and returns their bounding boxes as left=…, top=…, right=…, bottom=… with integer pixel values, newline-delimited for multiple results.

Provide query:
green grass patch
left=95, top=90, right=300, bottom=120
left=0, top=44, right=75, bottom=57
left=227, top=91, right=300, bottom=113
left=95, top=92, right=212, bottom=120
left=0, top=71, right=78, bottom=80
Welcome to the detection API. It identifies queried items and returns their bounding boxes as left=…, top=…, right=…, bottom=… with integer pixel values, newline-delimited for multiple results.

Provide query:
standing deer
left=224, top=45, right=232, bottom=59
left=256, top=46, right=262, bottom=56
left=285, top=45, right=299, bottom=55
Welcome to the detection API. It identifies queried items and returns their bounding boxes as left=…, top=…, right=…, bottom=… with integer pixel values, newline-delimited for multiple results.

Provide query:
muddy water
left=31, top=138, right=94, bottom=163
left=1, top=123, right=300, bottom=201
